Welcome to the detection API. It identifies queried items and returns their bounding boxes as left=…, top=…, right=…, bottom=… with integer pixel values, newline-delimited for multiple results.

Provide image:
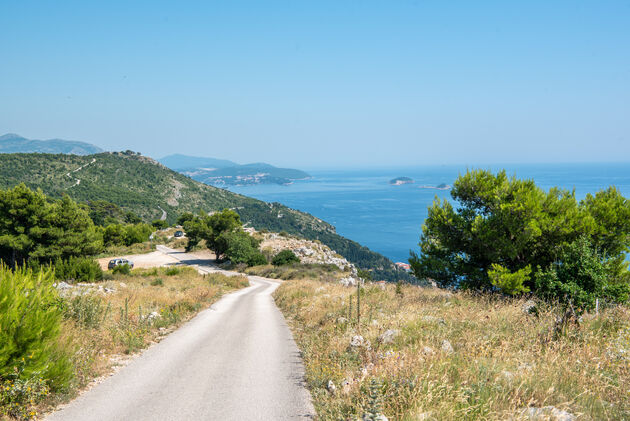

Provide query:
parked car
left=108, top=258, right=134, bottom=270
left=174, top=230, right=184, bottom=238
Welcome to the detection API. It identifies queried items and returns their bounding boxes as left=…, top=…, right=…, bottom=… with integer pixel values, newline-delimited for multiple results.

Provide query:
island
left=389, top=177, right=414, bottom=185
left=418, top=183, right=451, bottom=190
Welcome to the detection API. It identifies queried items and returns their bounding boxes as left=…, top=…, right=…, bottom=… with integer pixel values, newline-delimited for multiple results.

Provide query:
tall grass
left=274, top=280, right=630, bottom=420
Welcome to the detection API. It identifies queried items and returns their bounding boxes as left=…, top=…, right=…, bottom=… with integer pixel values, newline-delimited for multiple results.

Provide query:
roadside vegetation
left=1, top=265, right=248, bottom=420
left=275, top=280, right=630, bottom=420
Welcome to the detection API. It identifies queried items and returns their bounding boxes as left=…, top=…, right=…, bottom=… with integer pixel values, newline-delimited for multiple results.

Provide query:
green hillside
left=0, top=152, right=410, bottom=282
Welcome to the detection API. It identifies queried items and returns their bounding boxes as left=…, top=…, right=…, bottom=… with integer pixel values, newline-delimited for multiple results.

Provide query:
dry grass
left=41, top=267, right=248, bottom=415
left=274, top=280, right=630, bottom=420
left=245, top=263, right=350, bottom=283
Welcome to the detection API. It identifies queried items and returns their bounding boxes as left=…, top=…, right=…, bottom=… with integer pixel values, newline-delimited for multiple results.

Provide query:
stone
left=327, top=380, right=336, bottom=394
left=378, top=329, right=399, bottom=344
left=421, top=316, right=446, bottom=325
left=441, top=340, right=454, bottom=354
left=517, top=406, right=575, bottom=421
left=55, top=281, right=73, bottom=290
left=341, top=379, right=352, bottom=394
left=363, top=414, right=388, bottom=421
left=350, top=335, right=366, bottom=348
left=500, top=370, right=515, bottom=382
left=422, top=346, right=435, bottom=356
left=522, top=300, right=538, bottom=315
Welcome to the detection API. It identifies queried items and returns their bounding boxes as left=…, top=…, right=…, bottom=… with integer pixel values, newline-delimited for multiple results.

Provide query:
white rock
left=441, top=339, right=454, bottom=354
left=422, top=346, right=435, bottom=356
left=522, top=300, right=537, bottom=314
left=327, top=380, right=336, bottom=394
left=350, top=335, right=366, bottom=348
left=378, top=329, right=399, bottom=344
left=518, top=406, right=575, bottom=421
left=55, top=281, right=74, bottom=290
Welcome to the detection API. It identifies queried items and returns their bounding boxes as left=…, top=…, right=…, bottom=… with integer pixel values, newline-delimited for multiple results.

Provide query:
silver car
left=107, top=258, right=134, bottom=270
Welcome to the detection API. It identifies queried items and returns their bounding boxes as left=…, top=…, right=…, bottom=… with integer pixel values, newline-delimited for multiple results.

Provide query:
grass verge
left=2, top=266, right=248, bottom=420
left=274, top=280, right=630, bottom=420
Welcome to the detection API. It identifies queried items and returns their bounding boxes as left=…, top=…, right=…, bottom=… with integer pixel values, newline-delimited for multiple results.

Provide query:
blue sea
left=228, top=163, right=630, bottom=263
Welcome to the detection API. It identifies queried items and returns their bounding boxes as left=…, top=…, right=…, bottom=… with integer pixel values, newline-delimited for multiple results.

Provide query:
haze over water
left=229, top=163, right=630, bottom=263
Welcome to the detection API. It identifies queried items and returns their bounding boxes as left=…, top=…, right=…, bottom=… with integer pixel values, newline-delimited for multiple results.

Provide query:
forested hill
left=0, top=152, right=409, bottom=282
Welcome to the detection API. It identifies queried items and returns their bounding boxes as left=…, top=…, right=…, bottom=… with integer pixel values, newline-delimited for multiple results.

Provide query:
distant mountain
left=0, top=133, right=103, bottom=155
left=159, top=154, right=237, bottom=170
left=160, top=154, right=310, bottom=186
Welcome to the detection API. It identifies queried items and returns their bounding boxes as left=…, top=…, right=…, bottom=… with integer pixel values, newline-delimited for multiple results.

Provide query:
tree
left=222, top=231, right=265, bottom=266
left=410, top=170, right=630, bottom=306
left=0, top=186, right=103, bottom=266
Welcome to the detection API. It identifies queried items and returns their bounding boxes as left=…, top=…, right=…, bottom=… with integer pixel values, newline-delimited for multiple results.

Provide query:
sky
left=1, top=1, right=629, bottom=168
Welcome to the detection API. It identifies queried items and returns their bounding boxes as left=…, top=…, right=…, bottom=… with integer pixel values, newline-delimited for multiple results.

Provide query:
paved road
left=46, top=248, right=315, bottom=421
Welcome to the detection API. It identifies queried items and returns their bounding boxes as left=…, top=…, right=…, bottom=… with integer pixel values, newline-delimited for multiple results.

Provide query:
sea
left=227, top=163, right=630, bottom=264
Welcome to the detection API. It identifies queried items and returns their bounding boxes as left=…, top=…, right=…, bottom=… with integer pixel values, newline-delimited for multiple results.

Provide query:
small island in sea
left=389, top=176, right=414, bottom=185
left=418, top=182, right=451, bottom=190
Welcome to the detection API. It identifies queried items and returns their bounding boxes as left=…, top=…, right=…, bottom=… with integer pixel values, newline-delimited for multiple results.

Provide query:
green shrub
left=247, top=252, right=268, bottom=267
left=151, top=219, right=168, bottom=230
left=150, top=278, right=164, bottom=286
left=272, top=250, right=300, bottom=266
left=488, top=264, right=531, bottom=296
left=0, top=266, right=73, bottom=392
left=165, top=267, right=180, bottom=276
left=112, top=264, right=131, bottom=275
left=534, top=236, right=628, bottom=312
left=53, top=257, right=103, bottom=283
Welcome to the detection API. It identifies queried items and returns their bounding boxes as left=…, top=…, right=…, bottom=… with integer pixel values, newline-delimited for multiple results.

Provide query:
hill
left=0, top=133, right=103, bottom=155
left=0, top=152, right=409, bottom=282
left=158, top=154, right=237, bottom=170
left=160, top=154, right=310, bottom=186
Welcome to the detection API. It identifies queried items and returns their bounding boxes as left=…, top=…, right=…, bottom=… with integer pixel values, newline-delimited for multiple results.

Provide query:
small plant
left=272, top=250, right=300, bottom=266
left=363, top=378, right=384, bottom=421
left=488, top=264, right=531, bottom=296
left=112, top=264, right=131, bottom=275
left=64, top=294, right=110, bottom=329
left=151, top=278, right=164, bottom=286
left=165, top=267, right=180, bottom=276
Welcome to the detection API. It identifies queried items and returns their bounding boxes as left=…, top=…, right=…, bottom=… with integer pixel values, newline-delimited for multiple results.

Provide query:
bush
left=53, top=257, right=103, bottom=283
left=247, top=252, right=268, bottom=267
left=112, top=264, right=131, bottom=275
left=534, top=237, right=629, bottom=312
left=152, top=220, right=168, bottom=230
left=0, top=266, right=73, bottom=392
left=488, top=264, right=531, bottom=296
left=272, top=250, right=300, bottom=266
left=165, top=267, right=180, bottom=276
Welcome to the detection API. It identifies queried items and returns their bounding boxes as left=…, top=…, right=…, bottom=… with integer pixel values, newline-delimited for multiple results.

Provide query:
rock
left=350, top=335, right=366, bottom=348
left=422, top=346, right=435, bottom=356
left=103, top=287, right=116, bottom=294
left=327, top=380, right=336, bottom=394
left=337, top=317, right=348, bottom=324
left=378, top=329, right=399, bottom=344
left=363, top=414, right=388, bottom=421
left=421, top=316, right=446, bottom=325
left=119, top=282, right=127, bottom=288
left=517, top=406, right=575, bottom=421
left=500, top=370, right=515, bottom=382
left=144, top=311, right=161, bottom=321
left=522, top=300, right=538, bottom=315
left=441, top=340, right=454, bottom=354
left=341, top=379, right=352, bottom=394
left=340, top=277, right=358, bottom=287
left=415, top=412, right=436, bottom=421
left=55, top=281, right=74, bottom=290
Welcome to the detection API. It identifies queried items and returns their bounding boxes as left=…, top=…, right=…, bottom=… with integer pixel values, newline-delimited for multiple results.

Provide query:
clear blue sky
left=1, top=1, right=629, bottom=168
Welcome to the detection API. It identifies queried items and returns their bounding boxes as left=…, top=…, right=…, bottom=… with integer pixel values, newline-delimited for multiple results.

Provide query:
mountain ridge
left=0, top=133, right=103, bottom=155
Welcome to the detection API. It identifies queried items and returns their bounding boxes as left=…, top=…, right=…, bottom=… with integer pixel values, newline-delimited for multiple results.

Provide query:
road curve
left=46, top=252, right=315, bottom=420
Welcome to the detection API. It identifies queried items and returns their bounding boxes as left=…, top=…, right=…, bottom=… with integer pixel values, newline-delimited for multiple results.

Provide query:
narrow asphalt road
left=46, top=248, right=315, bottom=421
